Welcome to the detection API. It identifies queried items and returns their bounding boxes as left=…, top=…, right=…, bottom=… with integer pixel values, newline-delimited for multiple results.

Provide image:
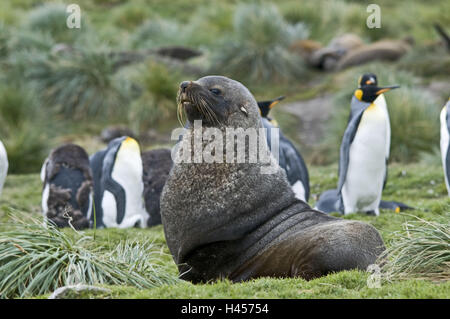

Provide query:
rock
left=282, top=94, right=335, bottom=148
left=155, top=46, right=202, bottom=61
left=48, top=285, right=111, bottom=299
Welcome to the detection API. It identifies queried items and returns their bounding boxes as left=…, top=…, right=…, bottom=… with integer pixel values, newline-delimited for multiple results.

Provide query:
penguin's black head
left=354, top=83, right=400, bottom=103
left=358, top=73, right=378, bottom=87
left=257, top=96, right=285, bottom=118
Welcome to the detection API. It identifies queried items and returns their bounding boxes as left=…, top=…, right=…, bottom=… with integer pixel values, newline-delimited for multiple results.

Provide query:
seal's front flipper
left=379, top=200, right=414, bottom=213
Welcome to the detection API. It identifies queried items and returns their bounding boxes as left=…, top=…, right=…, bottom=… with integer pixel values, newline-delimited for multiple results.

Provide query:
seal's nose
left=180, top=81, right=192, bottom=93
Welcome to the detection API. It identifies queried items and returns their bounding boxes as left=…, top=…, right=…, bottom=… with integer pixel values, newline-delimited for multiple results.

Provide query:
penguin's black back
left=261, top=118, right=310, bottom=202
left=279, top=132, right=310, bottom=201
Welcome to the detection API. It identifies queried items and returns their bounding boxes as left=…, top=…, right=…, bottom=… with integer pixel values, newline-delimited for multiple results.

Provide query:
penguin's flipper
left=101, top=138, right=127, bottom=226
left=103, top=177, right=126, bottom=225
left=315, top=189, right=342, bottom=214
left=379, top=200, right=415, bottom=212
left=383, top=158, right=389, bottom=190
left=337, top=100, right=369, bottom=193
left=280, top=134, right=310, bottom=202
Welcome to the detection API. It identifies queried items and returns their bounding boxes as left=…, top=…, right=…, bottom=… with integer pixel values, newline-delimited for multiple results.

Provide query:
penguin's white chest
left=103, top=146, right=148, bottom=228
left=291, top=180, right=306, bottom=202
left=440, top=106, right=450, bottom=196
left=342, top=104, right=388, bottom=213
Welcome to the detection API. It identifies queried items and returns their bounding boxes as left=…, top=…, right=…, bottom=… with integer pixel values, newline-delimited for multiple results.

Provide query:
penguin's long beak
left=269, top=96, right=286, bottom=109
left=376, top=85, right=400, bottom=95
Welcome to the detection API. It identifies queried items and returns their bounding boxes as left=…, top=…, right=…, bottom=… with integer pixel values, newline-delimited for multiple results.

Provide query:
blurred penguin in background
left=90, top=136, right=148, bottom=228
left=41, top=144, right=93, bottom=229
left=0, top=140, right=8, bottom=197
left=440, top=98, right=450, bottom=196
left=258, top=96, right=310, bottom=202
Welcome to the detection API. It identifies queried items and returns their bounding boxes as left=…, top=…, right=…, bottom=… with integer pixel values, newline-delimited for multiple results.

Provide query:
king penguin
left=257, top=96, right=310, bottom=202
left=316, top=76, right=401, bottom=215
left=440, top=98, right=450, bottom=196
left=41, top=144, right=93, bottom=229
left=0, top=140, right=8, bottom=197
left=90, top=136, right=148, bottom=228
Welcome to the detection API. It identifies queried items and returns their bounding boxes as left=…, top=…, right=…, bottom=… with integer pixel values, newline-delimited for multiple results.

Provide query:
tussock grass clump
left=388, top=88, right=440, bottom=163
left=131, top=18, right=187, bottom=49
left=6, top=29, right=55, bottom=54
left=24, top=47, right=130, bottom=119
left=398, top=46, right=450, bottom=79
left=0, top=85, right=51, bottom=173
left=111, top=0, right=154, bottom=30
left=380, top=214, right=450, bottom=282
left=281, top=0, right=357, bottom=42
left=211, top=3, right=308, bottom=83
left=25, top=3, right=86, bottom=44
left=128, top=61, right=181, bottom=132
left=186, top=4, right=234, bottom=47
left=0, top=23, right=9, bottom=59
left=0, top=214, right=178, bottom=298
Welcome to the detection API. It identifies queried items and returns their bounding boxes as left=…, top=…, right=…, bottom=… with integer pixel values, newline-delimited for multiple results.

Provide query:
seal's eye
left=240, top=105, right=248, bottom=116
left=209, top=88, right=221, bottom=95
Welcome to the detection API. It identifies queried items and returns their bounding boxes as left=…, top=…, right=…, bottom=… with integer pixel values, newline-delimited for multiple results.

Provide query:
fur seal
left=160, top=75, right=385, bottom=283
left=142, top=148, right=173, bottom=226
left=336, top=38, right=413, bottom=70
left=41, top=144, right=93, bottom=230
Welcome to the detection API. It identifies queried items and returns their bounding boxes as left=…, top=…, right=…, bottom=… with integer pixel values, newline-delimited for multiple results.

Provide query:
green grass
left=0, top=216, right=178, bottom=298
left=0, top=162, right=449, bottom=298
